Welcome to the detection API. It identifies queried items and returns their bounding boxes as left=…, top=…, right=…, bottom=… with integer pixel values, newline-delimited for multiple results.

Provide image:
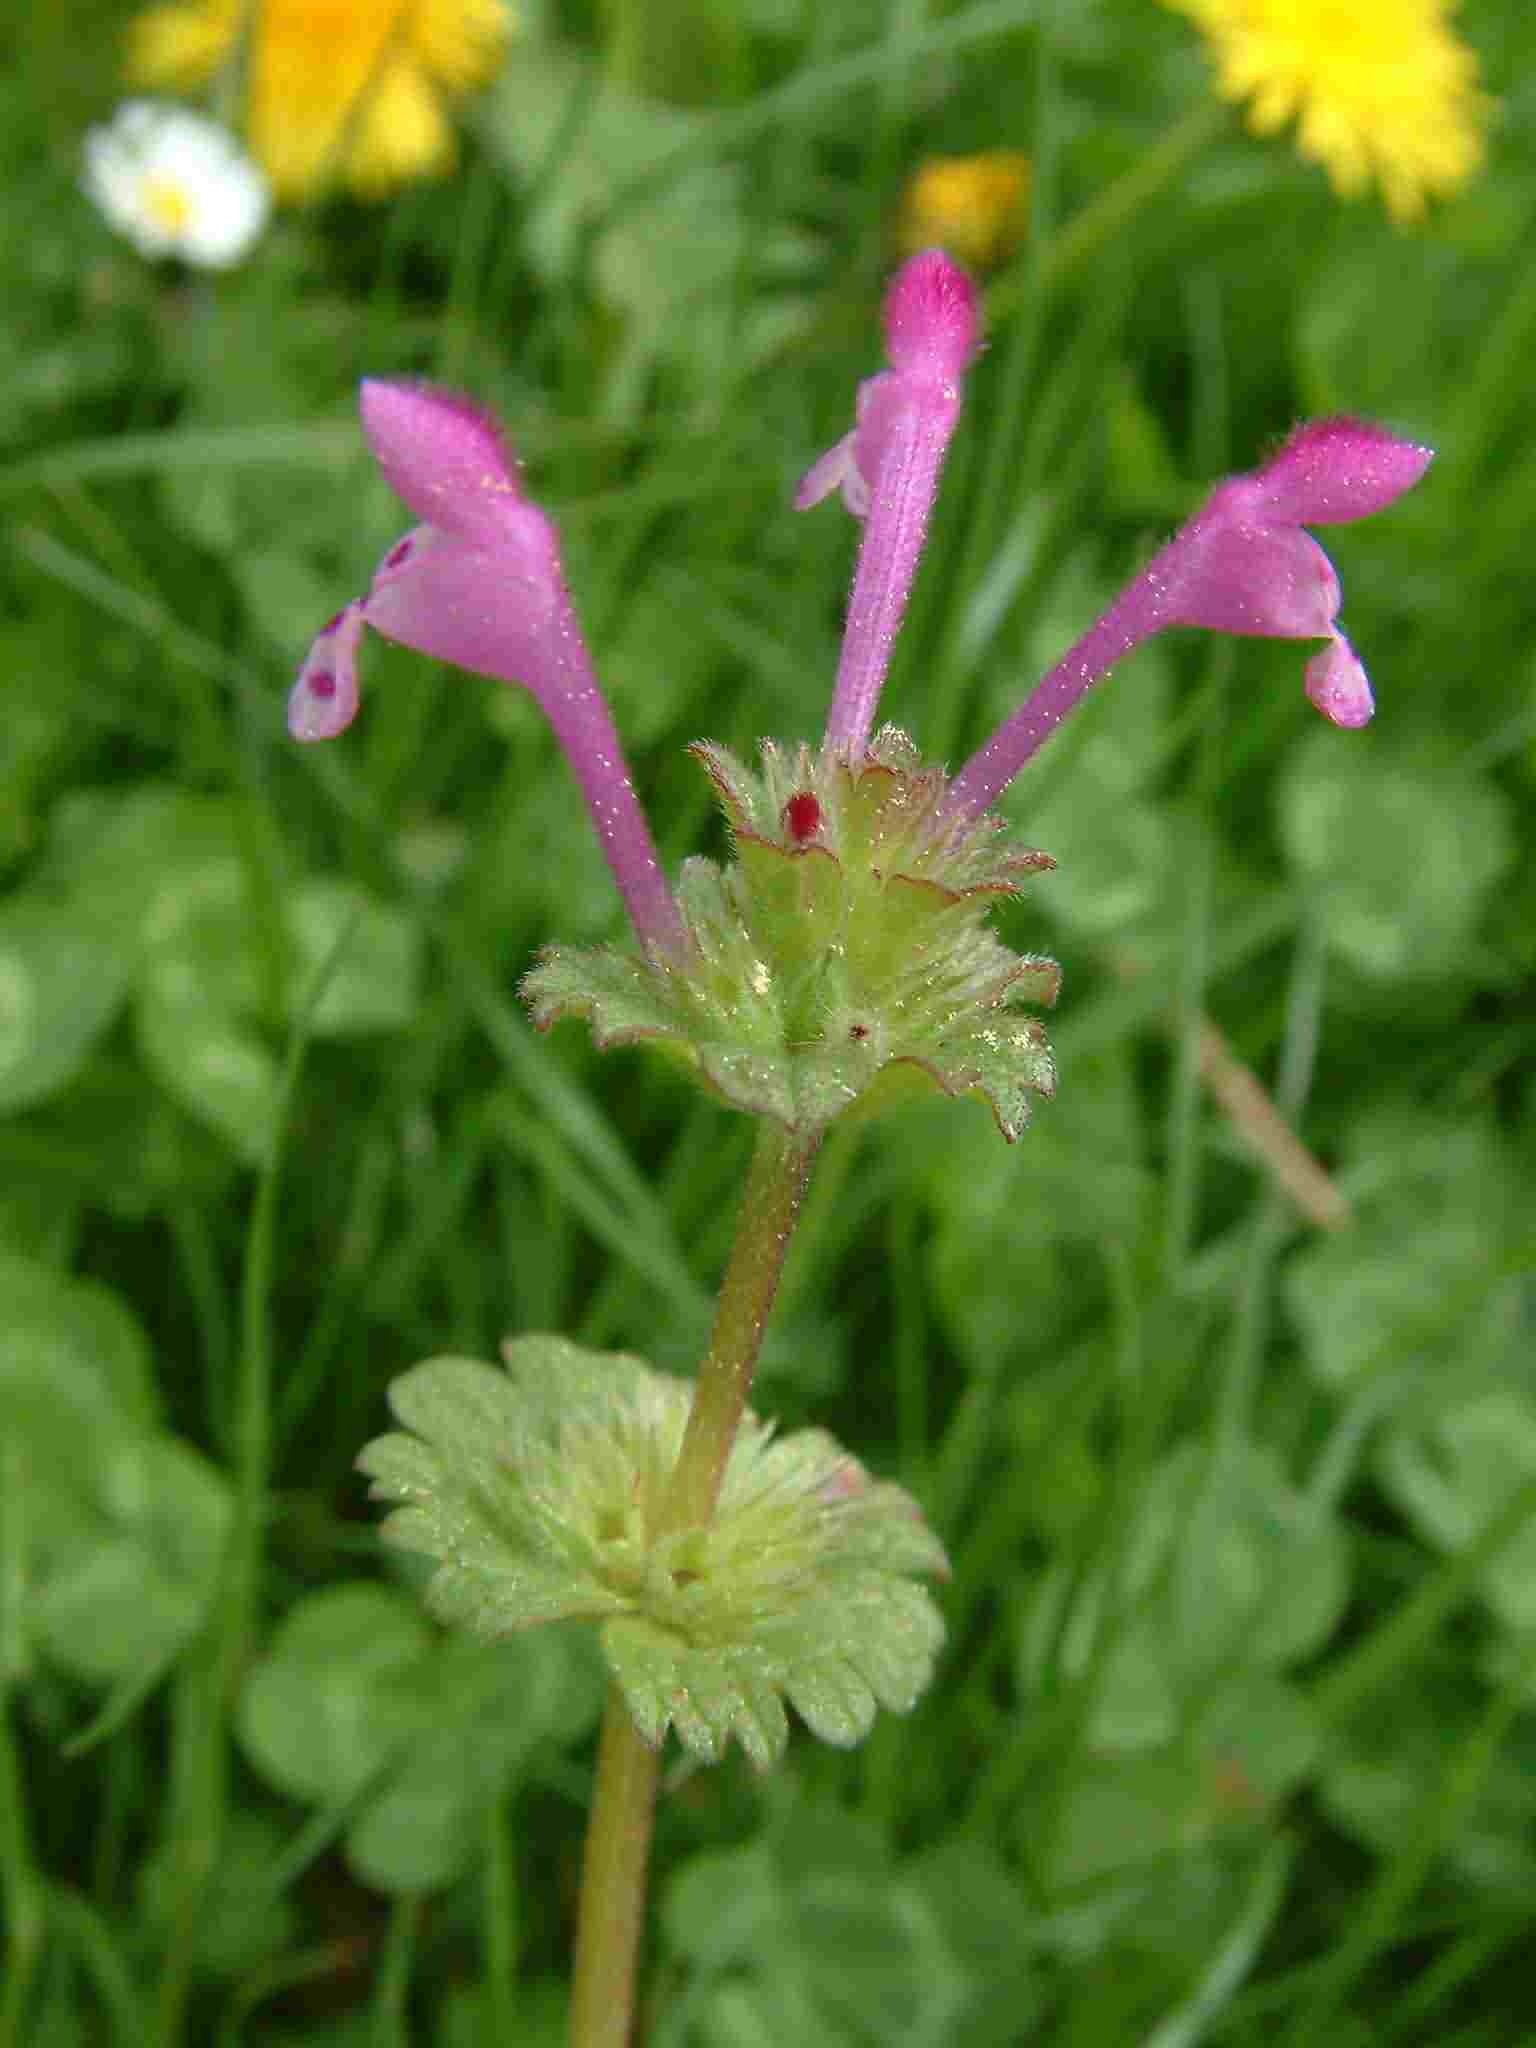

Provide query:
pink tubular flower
left=796, top=249, right=979, bottom=758
left=947, top=417, right=1433, bottom=817
left=289, top=380, right=687, bottom=956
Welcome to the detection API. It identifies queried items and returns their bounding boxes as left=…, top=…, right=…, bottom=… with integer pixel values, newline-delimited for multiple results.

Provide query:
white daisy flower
left=83, top=100, right=269, bottom=269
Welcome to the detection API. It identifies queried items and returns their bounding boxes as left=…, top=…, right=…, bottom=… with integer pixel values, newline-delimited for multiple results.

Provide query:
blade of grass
left=155, top=909, right=361, bottom=2044
left=1140, top=1831, right=1294, bottom=2048
left=1278, top=1659, right=1534, bottom=2048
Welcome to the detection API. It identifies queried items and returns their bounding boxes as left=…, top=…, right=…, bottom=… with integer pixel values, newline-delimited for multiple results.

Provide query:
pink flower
left=796, top=249, right=979, bottom=757
left=291, top=261, right=1432, bottom=959
left=948, top=418, right=1433, bottom=816
left=289, top=381, right=686, bottom=955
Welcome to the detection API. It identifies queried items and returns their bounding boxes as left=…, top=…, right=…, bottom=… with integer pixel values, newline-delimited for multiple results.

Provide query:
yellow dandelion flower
left=898, top=150, right=1032, bottom=270
left=1166, top=0, right=1489, bottom=222
left=128, top=0, right=513, bottom=204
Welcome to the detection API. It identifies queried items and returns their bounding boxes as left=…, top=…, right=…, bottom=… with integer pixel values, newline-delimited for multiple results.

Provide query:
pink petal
left=358, top=379, right=533, bottom=550
left=883, top=248, right=979, bottom=384
left=794, top=428, right=866, bottom=515
left=1161, top=522, right=1341, bottom=639
left=288, top=603, right=364, bottom=740
left=361, top=528, right=566, bottom=691
left=1305, top=636, right=1376, bottom=727
left=1248, top=418, right=1434, bottom=526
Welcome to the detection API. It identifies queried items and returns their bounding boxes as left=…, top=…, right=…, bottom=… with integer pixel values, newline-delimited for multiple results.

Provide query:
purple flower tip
left=358, top=377, right=529, bottom=549
left=288, top=380, right=687, bottom=954
left=1249, top=417, right=1435, bottom=526
left=948, top=412, right=1429, bottom=811
left=883, top=248, right=979, bottom=384
left=1305, top=637, right=1375, bottom=728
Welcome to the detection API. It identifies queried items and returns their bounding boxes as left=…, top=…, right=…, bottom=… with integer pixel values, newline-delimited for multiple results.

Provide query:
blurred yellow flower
left=899, top=151, right=1032, bottom=270
left=128, top=0, right=513, bottom=203
left=1166, top=0, right=1488, bottom=222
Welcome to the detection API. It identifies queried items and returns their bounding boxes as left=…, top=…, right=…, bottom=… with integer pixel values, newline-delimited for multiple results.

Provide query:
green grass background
left=3, top=1, right=1534, bottom=2041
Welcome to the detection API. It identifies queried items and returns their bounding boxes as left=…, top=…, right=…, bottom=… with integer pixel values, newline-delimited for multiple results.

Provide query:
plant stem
left=567, top=1696, right=663, bottom=2048
left=661, top=1121, right=821, bottom=1534
left=566, top=1118, right=819, bottom=2046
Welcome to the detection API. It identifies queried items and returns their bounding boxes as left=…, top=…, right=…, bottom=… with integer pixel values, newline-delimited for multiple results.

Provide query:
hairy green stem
left=567, top=1119, right=819, bottom=2046
left=568, top=1695, right=663, bottom=2048
left=661, top=1122, right=820, bottom=1535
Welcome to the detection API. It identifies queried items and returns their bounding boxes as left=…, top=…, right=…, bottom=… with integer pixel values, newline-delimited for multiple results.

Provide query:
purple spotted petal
left=289, top=603, right=364, bottom=740
left=287, top=382, right=687, bottom=954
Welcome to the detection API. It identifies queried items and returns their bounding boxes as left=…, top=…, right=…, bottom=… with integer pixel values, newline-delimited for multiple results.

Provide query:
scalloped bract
left=523, top=728, right=1059, bottom=1140
left=359, top=1336, right=950, bottom=1769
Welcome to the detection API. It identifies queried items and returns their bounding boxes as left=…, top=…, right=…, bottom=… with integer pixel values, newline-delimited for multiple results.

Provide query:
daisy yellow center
left=1169, top=0, right=1489, bottom=222
left=141, top=173, right=195, bottom=235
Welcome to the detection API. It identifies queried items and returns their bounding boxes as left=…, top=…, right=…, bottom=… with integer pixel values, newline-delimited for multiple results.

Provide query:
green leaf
left=1320, top=1675, right=1536, bottom=1890
left=286, top=878, right=423, bottom=1037
left=483, top=46, right=812, bottom=388
left=1021, top=1443, right=1349, bottom=1748
left=26, top=1432, right=230, bottom=1685
left=1278, top=734, right=1515, bottom=984
left=1378, top=1391, right=1536, bottom=1634
left=237, top=1582, right=434, bottom=1809
left=137, top=1812, right=299, bottom=1977
left=347, top=1632, right=602, bottom=1893
left=661, top=1816, right=1035, bottom=2048
left=0, top=1252, right=158, bottom=1435
left=135, top=970, right=280, bottom=1168
left=238, top=1582, right=602, bottom=1894
left=1286, top=1110, right=1517, bottom=1391
left=360, top=1338, right=949, bottom=1768
left=0, top=900, right=132, bottom=1113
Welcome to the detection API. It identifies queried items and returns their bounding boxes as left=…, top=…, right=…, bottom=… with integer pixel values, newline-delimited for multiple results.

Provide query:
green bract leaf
left=359, top=1336, right=949, bottom=1769
left=523, top=730, right=1058, bottom=1142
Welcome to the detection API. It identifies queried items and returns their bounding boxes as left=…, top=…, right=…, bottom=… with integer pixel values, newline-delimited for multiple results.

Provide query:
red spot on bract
left=784, top=792, right=822, bottom=842
left=307, top=670, right=337, bottom=699
left=384, top=538, right=414, bottom=569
